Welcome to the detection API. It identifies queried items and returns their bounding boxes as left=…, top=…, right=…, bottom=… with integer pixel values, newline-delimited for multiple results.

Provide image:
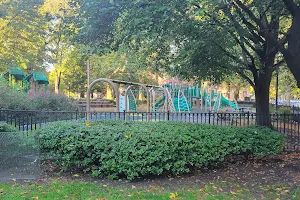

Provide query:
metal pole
left=275, top=68, right=279, bottom=113
left=87, top=57, right=90, bottom=88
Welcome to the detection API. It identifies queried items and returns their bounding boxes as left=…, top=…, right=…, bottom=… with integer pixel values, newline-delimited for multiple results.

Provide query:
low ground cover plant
left=37, top=121, right=285, bottom=180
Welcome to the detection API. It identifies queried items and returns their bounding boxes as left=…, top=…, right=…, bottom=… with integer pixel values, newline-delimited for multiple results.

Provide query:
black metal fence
left=1, top=109, right=300, bottom=150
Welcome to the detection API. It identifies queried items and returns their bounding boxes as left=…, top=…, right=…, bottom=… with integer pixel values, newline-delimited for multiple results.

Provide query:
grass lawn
left=0, top=181, right=300, bottom=200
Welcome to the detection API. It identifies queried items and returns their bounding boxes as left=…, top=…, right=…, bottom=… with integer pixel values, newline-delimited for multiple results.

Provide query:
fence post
left=283, top=114, right=286, bottom=133
left=247, top=112, right=250, bottom=126
left=208, top=111, right=211, bottom=124
left=293, top=105, right=295, bottom=115
left=167, top=111, right=170, bottom=121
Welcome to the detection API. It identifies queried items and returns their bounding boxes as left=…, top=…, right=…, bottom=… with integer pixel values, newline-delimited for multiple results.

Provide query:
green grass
left=0, top=181, right=300, bottom=200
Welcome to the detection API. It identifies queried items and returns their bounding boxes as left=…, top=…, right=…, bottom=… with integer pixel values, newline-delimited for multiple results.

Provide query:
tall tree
left=0, top=0, right=48, bottom=71
left=39, top=0, right=78, bottom=93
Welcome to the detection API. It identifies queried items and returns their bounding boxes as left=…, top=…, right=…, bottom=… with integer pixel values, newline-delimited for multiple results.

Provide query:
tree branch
left=214, top=62, right=255, bottom=88
left=282, top=0, right=298, bottom=16
left=238, top=70, right=255, bottom=88
left=204, top=10, right=257, bottom=68
left=233, top=0, right=266, bottom=32
left=233, top=8, right=264, bottom=44
left=214, top=43, right=246, bottom=66
left=271, top=59, right=285, bottom=71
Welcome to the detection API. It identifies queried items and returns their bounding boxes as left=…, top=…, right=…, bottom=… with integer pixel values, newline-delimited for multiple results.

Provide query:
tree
left=39, top=0, right=79, bottom=93
left=223, top=75, right=250, bottom=100
left=62, top=48, right=87, bottom=97
left=0, top=0, right=48, bottom=71
left=277, top=0, right=300, bottom=87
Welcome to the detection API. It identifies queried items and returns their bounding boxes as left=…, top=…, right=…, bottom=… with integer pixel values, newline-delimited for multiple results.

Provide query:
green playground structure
left=118, top=80, right=239, bottom=113
left=1, top=66, right=49, bottom=92
left=151, top=83, right=239, bottom=113
left=152, top=96, right=166, bottom=112
left=127, top=91, right=137, bottom=111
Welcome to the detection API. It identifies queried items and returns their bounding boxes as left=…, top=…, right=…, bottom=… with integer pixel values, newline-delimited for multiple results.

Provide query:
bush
left=279, top=107, right=292, bottom=115
left=37, top=121, right=285, bottom=180
left=0, top=77, right=76, bottom=111
left=0, top=121, right=18, bottom=132
left=28, top=91, right=76, bottom=111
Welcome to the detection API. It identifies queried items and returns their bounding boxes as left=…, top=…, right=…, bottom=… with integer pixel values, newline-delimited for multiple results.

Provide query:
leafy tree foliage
left=0, top=0, right=48, bottom=71
left=39, top=0, right=79, bottom=93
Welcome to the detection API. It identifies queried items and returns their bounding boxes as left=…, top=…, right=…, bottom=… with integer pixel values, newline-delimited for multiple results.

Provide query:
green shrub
left=279, top=107, right=292, bottom=115
left=37, top=121, right=285, bottom=180
left=0, top=121, right=18, bottom=132
left=28, top=91, right=76, bottom=111
left=0, top=76, right=76, bottom=110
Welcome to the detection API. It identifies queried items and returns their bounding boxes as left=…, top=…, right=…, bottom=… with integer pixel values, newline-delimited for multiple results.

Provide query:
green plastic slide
left=152, top=96, right=166, bottom=111
left=221, top=96, right=239, bottom=110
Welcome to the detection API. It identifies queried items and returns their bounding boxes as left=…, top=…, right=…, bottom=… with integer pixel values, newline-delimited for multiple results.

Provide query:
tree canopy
left=0, top=0, right=48, bottom=70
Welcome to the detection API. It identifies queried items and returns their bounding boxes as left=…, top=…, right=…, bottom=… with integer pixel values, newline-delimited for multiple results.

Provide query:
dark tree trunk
left=254, top=70, right=272, bottom=127
left=269, top=4, right=300, bottom=87
left=283, top=8, right=300, bottom=87
left=80, top=92, right=85, bottom=98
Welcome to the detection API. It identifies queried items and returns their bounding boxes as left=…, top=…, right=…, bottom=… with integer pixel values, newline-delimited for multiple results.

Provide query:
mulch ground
left=23, top=153, right=300, bottom=190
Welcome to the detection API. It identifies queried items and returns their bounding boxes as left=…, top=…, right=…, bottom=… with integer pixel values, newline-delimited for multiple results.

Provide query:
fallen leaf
left=169, top=192, right=178, bottom=199
left=20, top=192, right=29, bottom=194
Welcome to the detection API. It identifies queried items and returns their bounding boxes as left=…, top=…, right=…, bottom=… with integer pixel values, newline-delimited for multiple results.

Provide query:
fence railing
left=270, top=104, right=300, bottom=114
left=1, top=109, right=300, bottom=150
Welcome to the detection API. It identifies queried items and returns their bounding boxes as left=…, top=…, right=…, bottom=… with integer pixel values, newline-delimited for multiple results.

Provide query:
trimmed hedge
left=37, top=121, right=285, bottom=180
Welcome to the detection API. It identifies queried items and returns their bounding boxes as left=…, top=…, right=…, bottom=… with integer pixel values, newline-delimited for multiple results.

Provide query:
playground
left=1, top=0, right=300, bottom=198
left=85, top=78, right=241, bottom=115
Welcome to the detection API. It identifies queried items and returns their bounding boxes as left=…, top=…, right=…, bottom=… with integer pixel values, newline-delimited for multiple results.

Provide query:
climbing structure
left=152, top=82, right=239, bottom=112
left=2, top=67, right=25, bottom=87
left=152, top=84, right=192, bottom=112
left=24, top=72, right=49, bottom=92
left=1, top=67, right=49, bottom=92
left=127, top=90, right=137, bottom=111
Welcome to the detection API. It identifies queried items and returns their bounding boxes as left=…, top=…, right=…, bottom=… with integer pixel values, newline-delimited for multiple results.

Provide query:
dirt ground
left=21, top=153, right=299, bottom=190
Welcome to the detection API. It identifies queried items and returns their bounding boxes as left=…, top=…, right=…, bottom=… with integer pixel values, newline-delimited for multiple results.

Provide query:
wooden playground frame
left=86, top=78, right=169, bottom=121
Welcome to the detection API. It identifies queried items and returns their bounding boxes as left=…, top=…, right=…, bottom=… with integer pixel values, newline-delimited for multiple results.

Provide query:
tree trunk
left=80, top=91, right=85, bottom=98
left=284, top=11, right=300, bottom=87
left=234, top=87, right=240, bottom=100
left=55, top=71, right=62, bottom=94
left=254, top=70, right=272, bottom=127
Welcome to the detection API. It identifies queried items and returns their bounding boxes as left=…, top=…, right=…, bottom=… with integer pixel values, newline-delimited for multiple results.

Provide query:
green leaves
left=0, top=122, right=18, bottom=132
left=0, top=0, right=48, bottom=70
left=37, top=120, right=285, bottom=180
